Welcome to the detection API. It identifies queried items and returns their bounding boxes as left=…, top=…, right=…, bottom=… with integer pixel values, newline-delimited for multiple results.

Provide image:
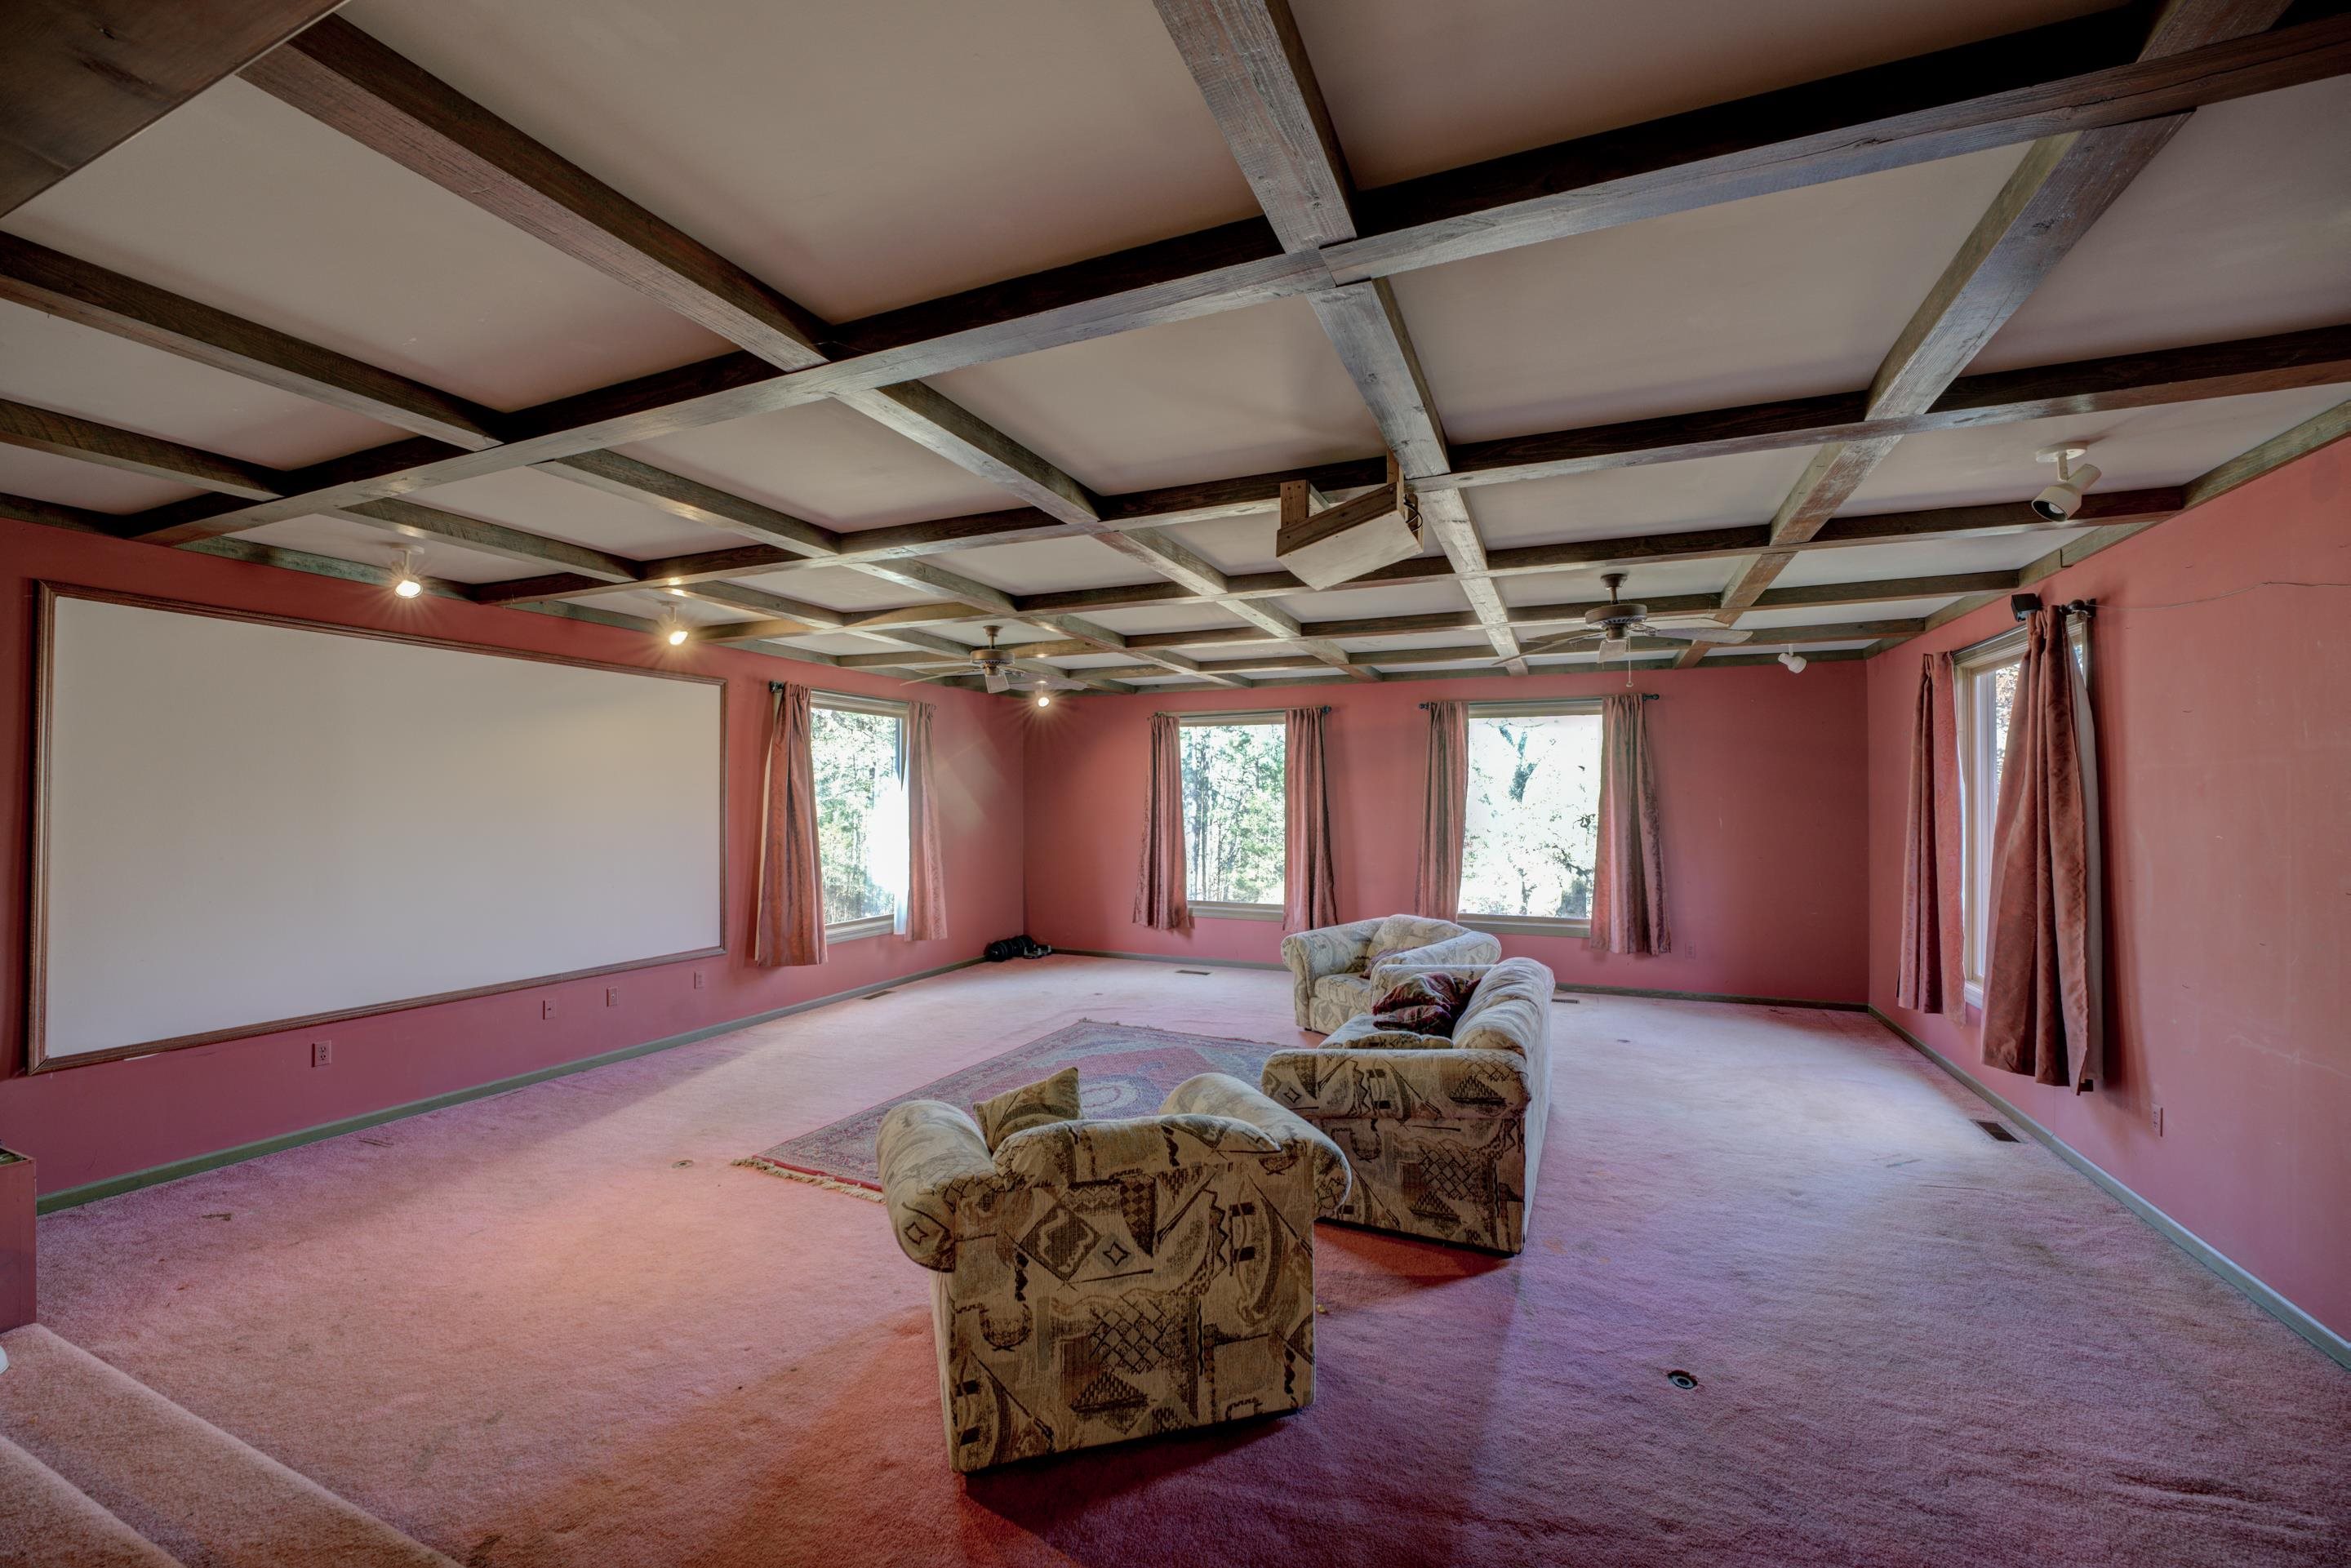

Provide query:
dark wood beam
left=0, top=398, right=283, bottom=499
left=0, top=234, right=502, bottom=449
left=241, top=16, right=830, bottom=371
left=1, top=0, right=346, bottom=216
left=1327, top=7, right=2351, bottom=279
left=331, top=498, right=637, bottom=580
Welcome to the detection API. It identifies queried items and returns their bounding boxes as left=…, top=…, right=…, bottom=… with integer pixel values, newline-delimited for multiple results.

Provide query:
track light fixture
left=391, top=550, right=424, bottom=599
left=660, top=612, right=688, bottom=647
left=1778, top=646, right=1807, bottom=674
left=2032, top=444, right=2101, bottom=523
left=1034, top=691, right=1052, bottom=708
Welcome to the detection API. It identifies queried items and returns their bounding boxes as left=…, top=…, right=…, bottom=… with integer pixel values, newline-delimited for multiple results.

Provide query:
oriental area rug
left=736, top=1019, right=1286, bottom=1197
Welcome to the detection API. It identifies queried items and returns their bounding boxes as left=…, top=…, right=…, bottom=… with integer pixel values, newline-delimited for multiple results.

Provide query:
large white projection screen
left=29, top=588, right=725, bottom=1070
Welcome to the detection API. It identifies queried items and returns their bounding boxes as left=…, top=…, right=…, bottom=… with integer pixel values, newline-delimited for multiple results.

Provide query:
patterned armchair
left=1282, top=914, right=1503, bottom=1033
left=876, top=1073, right=1350, bottom=1472
left=1261, top=957, right=1553, bottom=1254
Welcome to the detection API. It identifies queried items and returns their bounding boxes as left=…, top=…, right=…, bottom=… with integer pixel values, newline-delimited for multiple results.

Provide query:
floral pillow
left=973, top=1067, right=1082, bottom=1152
left=1371, top=971, right=1473, bottom=1036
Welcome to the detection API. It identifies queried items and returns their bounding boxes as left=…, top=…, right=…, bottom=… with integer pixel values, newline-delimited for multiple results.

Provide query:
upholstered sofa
left=1282, top=914, right=1503, bottom=1033
left=1261, top=957, right=1553, bottom=1254
left=876, top=1073, right=1350, bottom=1472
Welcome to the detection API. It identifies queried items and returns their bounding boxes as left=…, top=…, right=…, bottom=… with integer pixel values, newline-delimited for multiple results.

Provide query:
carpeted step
left=0, top=1433, right=181, bottom=1568
left=0, top=1326, right=456, bottom=1568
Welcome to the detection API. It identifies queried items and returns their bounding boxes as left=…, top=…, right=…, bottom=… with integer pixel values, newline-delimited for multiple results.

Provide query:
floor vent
left=862, top=988, right=896, bottom=1001
left=1974, top=1118, right=2020, bottom=1143
left=1176, top=968, right=1211, bottom=975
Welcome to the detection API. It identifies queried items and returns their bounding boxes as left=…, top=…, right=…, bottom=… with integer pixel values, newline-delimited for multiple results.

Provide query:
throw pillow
left=973, top=1067, right=1082, bottom=1152
left=1371, top=971, right=1473, bottom=1035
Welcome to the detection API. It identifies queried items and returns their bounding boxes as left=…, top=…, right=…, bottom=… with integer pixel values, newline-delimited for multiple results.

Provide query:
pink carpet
left=21, top=957, right=2351, bottom=1566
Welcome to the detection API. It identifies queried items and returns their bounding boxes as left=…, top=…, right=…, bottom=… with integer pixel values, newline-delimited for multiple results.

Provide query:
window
left=809, top=695, right=909, bottom=940
left=1958, top=623, right=2089, bottom=1001
left=1178, top=716, right=1286, bottom=916
left=1459, top=702, right=1604, bottom=931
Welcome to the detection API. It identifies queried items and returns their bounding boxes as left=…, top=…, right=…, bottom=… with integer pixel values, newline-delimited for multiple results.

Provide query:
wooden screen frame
left=24, top=581, right=729, bottom=1073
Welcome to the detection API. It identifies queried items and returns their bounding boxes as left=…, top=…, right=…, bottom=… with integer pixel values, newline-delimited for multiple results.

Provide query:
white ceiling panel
left=1979, top=78, right=2351, bottom=373
left=1771, top=533, right=2072, bottom=588
left=422, top=467, right=745, bottom=558
left=930, top=297, right=1384, bottom=495
left=932, top=536, right=1140, bottom=596
left=0, top=447, right=196, bottom=513
left=1071, top=602, right=1255, bottom=637
left=1702, top=638, right=1881, bottom=657
left=6, top=79, right=727, bottom=413
left=735, top=566, right=949, bottom=612
left=1331, top=629, right=1487, bottom=652
left=1392, top=146, right=2031, bottom=442
left=344, top=0, right=1254, bottom=322
left=1291, top=0, right=2107, bottom=189
left=1499, top=560, right=1734, bottom=604
left=1851, top=389, right=2351, bottom=513
left=1273, top=580, right=1473, bottom=621
left=617, top=400, right=1019, bottom=532
left=1469, top=447, right=1826, bottom=547
left=1738, top=598, right=1958, bottom=629
left=0, top=303, right=398, bottom=469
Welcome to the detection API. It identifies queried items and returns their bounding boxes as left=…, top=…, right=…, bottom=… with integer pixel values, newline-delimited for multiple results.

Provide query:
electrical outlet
left=2150, top=1104, right=2163, bottom=1136
left=692, top=971, right=704, bottom=990
left=311, top=1040, right=331, bottom=1068
left=542, top=999, right=558, bottom=1020
left=605, top=986, right=619, bottom=1008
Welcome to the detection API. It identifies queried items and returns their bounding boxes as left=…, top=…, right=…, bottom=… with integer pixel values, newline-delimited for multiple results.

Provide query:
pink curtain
left=1413, top=700, right=1468, bottom=918
left=754, top=683, right=825, bottom=967
left=1896, top=653, right=1965, bottom=1013
left=1588, top=694, right=1669, bottom=954
left=1982, top=608, right=2104, bottom=1091
left=1133, top=712, right=1189, bottom=931
left=1282, top=706, right=1337, bottom=931
left=900, top=700, right=947, bottom=942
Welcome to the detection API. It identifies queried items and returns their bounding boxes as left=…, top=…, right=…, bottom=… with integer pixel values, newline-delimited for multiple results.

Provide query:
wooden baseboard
left=37, top=958, right=983, bottom=1215
left=1867, top=1006, right=2351, bottom=1370
left=1554, top=981, right=1869, bottom=1010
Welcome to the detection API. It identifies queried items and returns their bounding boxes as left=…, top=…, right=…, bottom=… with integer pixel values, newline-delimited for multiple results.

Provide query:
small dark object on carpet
left=1975, top=1119, right=2021, bottom=1143
left=1667, top=1370, right=1700, bottom=1389
left=983, top=935, right=1056, bottom=962
left=1176, top=968, right=1211, bottom=975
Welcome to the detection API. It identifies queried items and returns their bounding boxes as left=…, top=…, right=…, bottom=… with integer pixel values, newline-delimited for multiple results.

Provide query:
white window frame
left=810, top=691, right=910, bottom=944
left=1176, top=711, right=1287, bottom=921
left=1955, top=621, right=2089, bottom=1006
left=1457, top=698, right=1604, bottom=938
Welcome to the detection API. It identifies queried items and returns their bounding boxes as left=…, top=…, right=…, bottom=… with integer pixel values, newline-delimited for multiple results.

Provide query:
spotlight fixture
left=1777, top=646, right=1807, bottom=674
left=2031, top=445, right=2101, bottom=523
left=660, top=612, right=688, bottom=647
left=1034, top=691, right=1052, bottom=708
left=391, top=550, right=424, bottom=599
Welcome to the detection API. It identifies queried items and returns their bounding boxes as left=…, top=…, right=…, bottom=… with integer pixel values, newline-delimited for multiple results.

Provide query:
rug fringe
left=731, top=1157, right=886, bottom=1202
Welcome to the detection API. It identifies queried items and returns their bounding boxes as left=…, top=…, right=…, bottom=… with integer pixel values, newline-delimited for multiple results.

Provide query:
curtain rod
left=1153, top=704, right=1331, bottom=717
left=1419, top=695, right=1658, bottom=708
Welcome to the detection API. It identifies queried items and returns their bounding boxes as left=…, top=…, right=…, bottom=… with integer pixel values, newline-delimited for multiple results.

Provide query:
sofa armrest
left=1162, top=1072, right=1352, bottom=1217
left=1263, top=1046, right=1532, bottom=1122
left=876, top=1100, right=998, bottom=1272
left=1280, top=917, right=1384, bottom=1026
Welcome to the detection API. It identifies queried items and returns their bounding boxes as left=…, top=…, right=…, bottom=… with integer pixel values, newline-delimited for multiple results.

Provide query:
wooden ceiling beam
left=330, top=498, right=638, bottom=581
left=0, top=398, right=286, bottom=500
left=532, top=451, right=838, bottom=557
left=1694, top=0, right=2291, bottom=664
left=241, top=16, right=830, bottom=371
left=1, top=0, right=346, bottom=216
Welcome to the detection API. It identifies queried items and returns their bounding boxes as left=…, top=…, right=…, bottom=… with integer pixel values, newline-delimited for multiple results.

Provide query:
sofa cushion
left=1371, top=914, right=1474, bottom=957
left=1371, top=970, right=1473, bottom=1034
left=1313, top=971, right=1376, bottom=1015
left=971, top=1066, right=1082, bottom=1152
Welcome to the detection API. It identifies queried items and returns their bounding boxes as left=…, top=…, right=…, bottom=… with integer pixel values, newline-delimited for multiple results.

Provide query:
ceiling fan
left=1484, top=572, right=1753, bottom=666
left=902, top=625, right=1084, bottom=695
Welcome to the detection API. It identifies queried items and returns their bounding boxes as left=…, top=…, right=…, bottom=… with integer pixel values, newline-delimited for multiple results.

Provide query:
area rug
left=736, top=1019, right=1286, bottom=1195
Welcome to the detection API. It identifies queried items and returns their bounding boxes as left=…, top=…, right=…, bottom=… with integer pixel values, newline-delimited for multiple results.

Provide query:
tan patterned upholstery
left=1263, top=958, right=1553, bottom=1254
left=877, top=1073, right=1350, bottom=1472
left=1281, top=915, right=1503, bottom=1032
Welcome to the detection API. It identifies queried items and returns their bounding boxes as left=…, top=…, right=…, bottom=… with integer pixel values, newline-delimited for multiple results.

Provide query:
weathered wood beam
left=534, top=451, right=838, bottom=557
left=0, top=398, right=285, bottom=500
left=241, top=16, right=829, bottom=371
left=0, top=234, right=503, bottom=449
left=331, top=498, right=638, bottom=580
left=831, top=382, right=1100, bottom=526
left=1, top=0, right=346, bottom=215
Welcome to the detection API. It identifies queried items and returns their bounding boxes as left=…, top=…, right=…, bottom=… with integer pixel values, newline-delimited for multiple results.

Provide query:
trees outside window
left=1179, top=720, right=1286, bottom=907
left=810, top=701, right=907, bottom=934
left=1460, top=708, right=1602, bottom=923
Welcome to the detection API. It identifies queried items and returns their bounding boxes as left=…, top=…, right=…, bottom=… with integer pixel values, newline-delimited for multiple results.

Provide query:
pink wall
left=0, top=517, right=1028, bottom=1197
left=1864, top=442, right=2351, bottom=1341
left=1024, top=661, right=1872, bottom=1003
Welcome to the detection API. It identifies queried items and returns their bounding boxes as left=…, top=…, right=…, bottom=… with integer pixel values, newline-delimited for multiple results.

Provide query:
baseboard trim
left=1555, top=982, right=1869, bottom=1011
left=1867, top=1006, right=2351, bottom=1371
left=1056, top=948, right=1289, bottom=971
left=37, top=957, right=983, bottom=1215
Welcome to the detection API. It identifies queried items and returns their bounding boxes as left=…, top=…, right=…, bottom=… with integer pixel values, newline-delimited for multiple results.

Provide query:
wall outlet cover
left=692, top=971, right=705, bottom=990
left=311, top=1040, right=331, bottom=1068
left=605, top=987, right=619, bottom=1008
left=542, top=999, right=557, bottom=1020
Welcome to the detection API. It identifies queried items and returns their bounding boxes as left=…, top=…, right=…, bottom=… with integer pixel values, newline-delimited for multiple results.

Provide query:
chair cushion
left=1313, top=971, right=1376, bottom=1011
left=1370, top=970, right=1474, bottom=1034
left=971, top=1066, right=1082, bottom=1151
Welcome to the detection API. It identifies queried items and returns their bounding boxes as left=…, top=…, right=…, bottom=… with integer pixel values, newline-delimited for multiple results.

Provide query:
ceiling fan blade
left=1495, top=630, right=1602, bottom=664
left=1646, top=624, right=1752, bottom=644
left=984, top=668, right=1010, bottom=695
left=900, top=671, right=960, bottom=685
